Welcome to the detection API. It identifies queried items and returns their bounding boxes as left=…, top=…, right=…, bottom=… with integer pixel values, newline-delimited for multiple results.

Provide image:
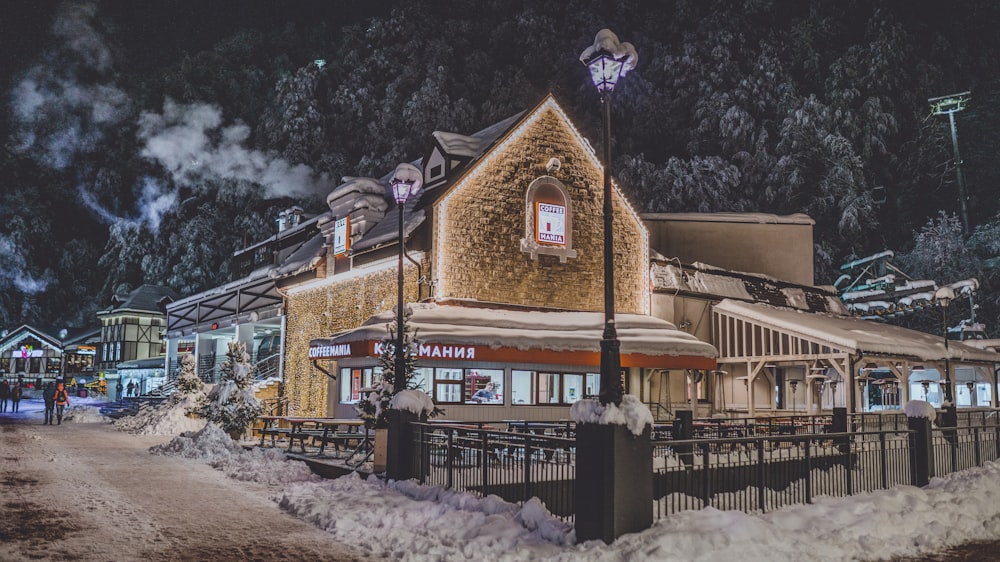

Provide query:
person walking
left=10, top=382, right=21, bottom=413
left=53, top=381, right=70, bottom=425
left=127, top=381, right=134, bottom=397
left=0, top=380, right=8, bottom=413
left=42, top=381, right=55, bottom=425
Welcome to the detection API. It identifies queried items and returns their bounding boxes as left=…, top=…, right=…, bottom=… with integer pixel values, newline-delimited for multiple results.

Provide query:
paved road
left=0, top=413, right=372, bottom=561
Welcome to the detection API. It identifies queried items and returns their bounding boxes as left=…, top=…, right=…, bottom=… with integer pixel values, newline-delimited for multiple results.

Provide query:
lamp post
left=580, top=29, right=638, bottom=406
left=390, top=163, right=423, bottom=394
left=935, top=286, right=956, bottom=405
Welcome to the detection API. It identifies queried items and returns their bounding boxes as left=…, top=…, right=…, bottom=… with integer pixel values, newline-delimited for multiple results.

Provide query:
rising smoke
left=8, top=1, right=331, bottom=235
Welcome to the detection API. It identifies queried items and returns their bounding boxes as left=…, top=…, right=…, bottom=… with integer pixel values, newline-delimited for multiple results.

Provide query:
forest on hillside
left=2, top=0, right=1000, bottom=336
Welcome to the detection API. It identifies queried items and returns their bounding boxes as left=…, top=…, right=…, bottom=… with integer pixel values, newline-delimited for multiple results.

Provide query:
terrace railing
left=410, top=422, right=576, bottom=520
left=652, top=429, right=913, bottom=520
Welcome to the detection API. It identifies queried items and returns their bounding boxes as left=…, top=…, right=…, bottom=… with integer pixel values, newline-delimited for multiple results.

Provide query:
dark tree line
left=5, top=0, right=1000, bottom=334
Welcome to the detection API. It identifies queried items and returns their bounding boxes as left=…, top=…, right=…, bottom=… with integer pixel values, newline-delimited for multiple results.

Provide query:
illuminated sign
left=536, top=202, right=566, bottom=244
left=20, top=345, right=33, bottom=359
left=375, top=342, right=476, bottom=360
left=11, top=349, right=43, bottom=358
left=333, top=216, right=351, bottom=256
left=309, top=343, right=353, bottom=359
left=76, top=346, right=97, bottom=356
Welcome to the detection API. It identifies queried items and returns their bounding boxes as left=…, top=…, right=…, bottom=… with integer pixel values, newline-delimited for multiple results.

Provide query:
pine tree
left=200, top=341, right=263, bottom=438
left=172, top=353, right=204, bottom=402
left=355, top=307, right=426, bottom=429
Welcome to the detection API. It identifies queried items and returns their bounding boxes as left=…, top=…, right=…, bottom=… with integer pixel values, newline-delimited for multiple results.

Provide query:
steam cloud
left=138, top=99, right=334, bottom=198
left=8, top=1, right=331, bottom=234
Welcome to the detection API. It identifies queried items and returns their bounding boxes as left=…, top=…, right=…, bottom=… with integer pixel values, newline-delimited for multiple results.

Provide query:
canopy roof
left=310, top=301, right=717, bottom=369
left=713, top=299, right=1000, bottom=364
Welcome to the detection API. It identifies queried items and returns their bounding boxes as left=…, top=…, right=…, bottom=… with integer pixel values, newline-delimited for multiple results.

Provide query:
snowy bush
left=200, top=341, right=263, bottom=437
left=173, top=353, right=204, bottom=399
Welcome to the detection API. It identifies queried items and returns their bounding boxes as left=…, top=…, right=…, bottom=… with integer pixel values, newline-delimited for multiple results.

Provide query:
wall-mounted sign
left=535, top=202, right=566, bottom=245
left=176, top=341, right=194, bottom=354
left=76, top=345, right=97, bottom=356
left=309, top=342, right=353, bottom=359
left=11, top=348, right=43, bottom=358
left=333, top=216, right=351, bottom=256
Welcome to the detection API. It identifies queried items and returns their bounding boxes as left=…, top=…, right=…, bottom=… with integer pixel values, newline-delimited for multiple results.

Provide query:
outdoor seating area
left=253, top=416, right=373, bottom=468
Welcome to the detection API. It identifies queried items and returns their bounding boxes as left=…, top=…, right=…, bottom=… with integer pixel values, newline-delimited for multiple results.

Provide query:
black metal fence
left=652, top=429, right=912, bottom=519
left=388, top=409, right=1000, bottom=527
left=410, top=422, right=576, bottom=520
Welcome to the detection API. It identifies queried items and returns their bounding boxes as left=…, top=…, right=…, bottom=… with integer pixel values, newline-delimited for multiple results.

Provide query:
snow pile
left=211, top=447, right=319, bottom=486
left=114, top=392, right=208, bottom=435
left=390, top=388, right=435, bottom=417
left=570, top=395, right=653, bottom=436
left=904, top=399, right=937, bottom=420
left=277, top=473, right=573, bottom=558
left=62, top=405, right=110, bottom=423
left=149, top=423, right=243, bottom=461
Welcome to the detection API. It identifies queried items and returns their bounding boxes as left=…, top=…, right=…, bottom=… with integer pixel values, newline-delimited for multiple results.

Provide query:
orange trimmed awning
left=309, top=302, right=717, bottom=370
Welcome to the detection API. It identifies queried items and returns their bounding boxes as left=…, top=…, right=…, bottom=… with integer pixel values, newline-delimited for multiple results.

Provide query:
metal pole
left=599, top=90, right=623, bottom=407
left=942, top=305, right=953, bottom=404
left=395, top=204, right=406, bottom=394
left=948, top=111, right=971, bottom=236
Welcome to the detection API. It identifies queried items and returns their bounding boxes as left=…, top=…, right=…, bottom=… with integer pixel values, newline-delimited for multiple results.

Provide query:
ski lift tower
left=928, top=91, right=971, bottom=236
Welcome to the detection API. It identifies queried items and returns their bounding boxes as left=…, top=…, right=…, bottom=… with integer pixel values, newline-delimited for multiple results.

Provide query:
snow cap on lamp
left=390, top=162, right=423, bottom=204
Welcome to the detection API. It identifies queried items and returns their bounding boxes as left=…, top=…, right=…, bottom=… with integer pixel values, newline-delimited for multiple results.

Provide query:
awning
left=713, top=299, right=1000, bottom=364
left=309, top=302, right=717, bottom=370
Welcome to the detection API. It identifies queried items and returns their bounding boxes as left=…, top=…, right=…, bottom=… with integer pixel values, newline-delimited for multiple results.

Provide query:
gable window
left=521, top=176, right=577, bottom=262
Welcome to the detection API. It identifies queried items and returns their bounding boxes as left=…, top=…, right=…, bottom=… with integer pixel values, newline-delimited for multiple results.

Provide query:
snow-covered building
left=164, top=93, right=1000, bottom=421
left=280, top=94, right=718, bottom=419
left=648, top=228, right=1000, bottom=417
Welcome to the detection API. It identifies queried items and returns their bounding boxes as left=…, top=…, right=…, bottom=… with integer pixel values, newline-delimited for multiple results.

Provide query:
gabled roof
left=0, top=324, right=64, bottom=351
left=100, top=284, right=178, bottom=316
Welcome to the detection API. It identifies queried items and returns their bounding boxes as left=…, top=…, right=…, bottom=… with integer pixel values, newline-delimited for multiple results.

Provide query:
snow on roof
left=713, top=299, right=1000, bottom=363
left=320, top=302, right=717, bottom=359
left=641, top=212, right=815, bottom=225
left=432, top=131, right=483, bottom=158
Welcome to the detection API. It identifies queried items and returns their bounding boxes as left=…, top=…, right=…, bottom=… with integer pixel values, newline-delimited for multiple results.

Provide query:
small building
left=95, top=284, right=177, bottom=390
left=0, top=325, right=64, bottom=382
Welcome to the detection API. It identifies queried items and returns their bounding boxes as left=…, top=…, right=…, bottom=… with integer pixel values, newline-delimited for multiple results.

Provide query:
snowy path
left=0, top=402, right=372, bottom=562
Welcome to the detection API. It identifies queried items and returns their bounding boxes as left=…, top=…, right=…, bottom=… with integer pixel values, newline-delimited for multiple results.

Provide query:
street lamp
left=580, top=29, right=638, bottom=407
left=935, top=286, right=956, bottom=405
left=390, top=163, right=423, bottom=394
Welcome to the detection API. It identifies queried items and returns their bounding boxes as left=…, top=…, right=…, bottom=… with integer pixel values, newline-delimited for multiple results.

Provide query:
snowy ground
left=2, top=393, right=1000, bottom=561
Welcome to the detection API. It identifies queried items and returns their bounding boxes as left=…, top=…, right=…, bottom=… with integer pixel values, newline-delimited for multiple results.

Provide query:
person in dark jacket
left=10, top=383, right=21, bottom=413
left=0, top=380, right=9, bottom=413
left=42, top=382, right=55, bottom=424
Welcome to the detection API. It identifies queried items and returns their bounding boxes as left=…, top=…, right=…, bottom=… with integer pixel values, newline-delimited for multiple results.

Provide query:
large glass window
left=465, top=369, right=503, bottom=404
left=339, top=367, right=381, bottom=403
left=511, top=370, right=599, bottom=405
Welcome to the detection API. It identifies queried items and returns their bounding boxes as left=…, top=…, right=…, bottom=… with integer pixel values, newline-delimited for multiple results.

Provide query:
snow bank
left=115, top=392, right=208, bottom=435
left=149, top=423, right=243, bottom=461
left=63, top=405, right=110, bottom=423
left=570, top=395, right=653, bottom=436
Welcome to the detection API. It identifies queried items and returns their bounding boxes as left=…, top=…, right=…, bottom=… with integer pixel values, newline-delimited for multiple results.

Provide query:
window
left=464, top=369, right=503, bottom=404
left=511, top=370, right=599, bottom=405
left=520, top=176, right=577, bottom=262
left=339, top=367, right=382, bottom=403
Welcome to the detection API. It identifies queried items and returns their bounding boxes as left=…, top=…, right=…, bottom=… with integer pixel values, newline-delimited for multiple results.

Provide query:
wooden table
left=311, top=419, right=366, bottom=457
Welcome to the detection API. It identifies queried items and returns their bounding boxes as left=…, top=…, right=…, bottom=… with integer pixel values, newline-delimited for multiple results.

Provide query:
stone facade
left=284, top=263, right=421, bottom=417
left=437, top=105, right=645, bottom=313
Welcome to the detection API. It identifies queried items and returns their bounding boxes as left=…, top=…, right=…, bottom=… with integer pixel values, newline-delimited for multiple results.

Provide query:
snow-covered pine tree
left=355, top=307, right=427, bottom=429
left=173, top=353, right=204, bottom=399
left=200, top=341, right=263, bottom=438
